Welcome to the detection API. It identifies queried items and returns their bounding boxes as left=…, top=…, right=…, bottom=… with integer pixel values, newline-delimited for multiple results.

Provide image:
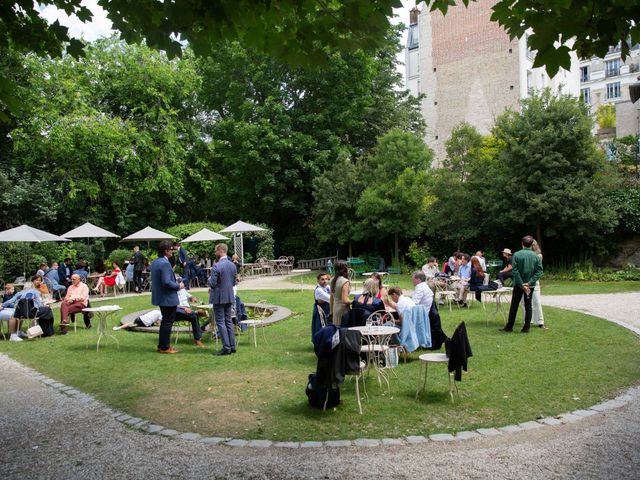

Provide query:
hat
left=502, top=248, right=512, bottom=255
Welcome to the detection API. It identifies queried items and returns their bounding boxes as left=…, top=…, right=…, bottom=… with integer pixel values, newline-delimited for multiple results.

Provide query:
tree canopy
left=2, top=0, right=640, bottom=116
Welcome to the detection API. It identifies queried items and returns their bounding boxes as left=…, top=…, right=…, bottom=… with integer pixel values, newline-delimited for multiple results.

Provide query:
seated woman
left=371, top=272, right=390, bottom=308
left=93, top=262, right=121, bottom=296
left=468, top=257, right=487, bottom=302
left=352, top=278, right=385, bottom=326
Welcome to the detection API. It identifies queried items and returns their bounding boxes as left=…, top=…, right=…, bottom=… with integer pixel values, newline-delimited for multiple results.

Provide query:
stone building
left=579, top=44, right=640, bottom=139
left=405, top=1, right=579, bottom=164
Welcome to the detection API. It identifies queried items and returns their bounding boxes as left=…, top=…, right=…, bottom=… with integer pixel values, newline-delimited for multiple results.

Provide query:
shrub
left=406, top=241, right=430, bottom=269
left=108, top=249, right=132, bottom=269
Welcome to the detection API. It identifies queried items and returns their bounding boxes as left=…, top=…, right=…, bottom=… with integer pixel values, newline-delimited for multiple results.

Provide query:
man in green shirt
left=499, top=235, right=543, bottom=333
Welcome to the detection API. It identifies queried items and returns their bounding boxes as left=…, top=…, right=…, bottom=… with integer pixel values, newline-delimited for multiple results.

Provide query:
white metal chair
left=240, top=300, right=269, bottom=347
left=316, top=304, right=328, bottom=329
left=415, top=353, right=458, bottom=404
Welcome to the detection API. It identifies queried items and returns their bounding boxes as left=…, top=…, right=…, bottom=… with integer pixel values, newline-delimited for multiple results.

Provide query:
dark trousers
left=133, top=269, right=143, bottom=292
left=214, top=303, right=235, bottom=352
left=497, top=271, right=513, bottom=283
left=158, top=306, right=177, bottom=350
left=505, top=285, right=534, bottom=331
left=37, top=306, right=54, bottom=337
left=175, top=308, right=202, bottom=340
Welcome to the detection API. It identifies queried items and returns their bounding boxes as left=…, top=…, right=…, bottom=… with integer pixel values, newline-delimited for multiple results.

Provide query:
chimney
left=409, top=7, right=420, bottom=25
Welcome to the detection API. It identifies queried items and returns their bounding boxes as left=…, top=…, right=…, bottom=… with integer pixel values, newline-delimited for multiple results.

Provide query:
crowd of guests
left=312, top=235, right=545, bottom=341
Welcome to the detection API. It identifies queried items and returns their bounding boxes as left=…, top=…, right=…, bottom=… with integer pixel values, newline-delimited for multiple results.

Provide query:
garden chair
left=13, top=297, right=41, bottom=339
left=240, top=300, right=269, bottom=347
left=316, top=305, right=328, bottom=329
left=347, top=268, right=362, bottom=291
left=415, top=353, right=457, bottom=404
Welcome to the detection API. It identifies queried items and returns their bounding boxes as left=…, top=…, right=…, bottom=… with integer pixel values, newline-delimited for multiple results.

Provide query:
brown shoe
left=158, top=347, right=179, bottom=354
left=193, top=339, right=205, bottom=347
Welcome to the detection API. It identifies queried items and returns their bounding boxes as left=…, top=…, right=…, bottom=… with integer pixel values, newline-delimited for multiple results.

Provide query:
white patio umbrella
left=62, top=222, right=119, bottom=239
left=181, top=228, right=229, bottom=243
left=220, top=221, right=266, bottom=265
left=121, top=226, right=176, bottom=248
left=62, top=222, right=120, bottom=273
left=0, top=225, right=69, bottom=278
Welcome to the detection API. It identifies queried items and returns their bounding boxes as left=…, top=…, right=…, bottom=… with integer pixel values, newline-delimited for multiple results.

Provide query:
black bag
left=305, top=373, right=340, bottom=410
left=488, top=281, right=500, bottom=290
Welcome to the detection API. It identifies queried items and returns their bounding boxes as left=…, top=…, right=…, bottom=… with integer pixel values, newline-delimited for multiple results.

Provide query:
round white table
left=82, top=305, right=122, bottom=352
left=348, top=325, right=400, bottom=394
left=290, top=269, right=311, bottom=291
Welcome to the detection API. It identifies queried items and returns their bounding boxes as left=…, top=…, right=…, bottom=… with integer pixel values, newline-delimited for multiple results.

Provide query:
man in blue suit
left=178, top=242, right=192, bottom=290
left=209, top=243, right=237, bottom=356
left=58, top=257, right=73, bottom=287
left=151, top=240, right=181, bottom=354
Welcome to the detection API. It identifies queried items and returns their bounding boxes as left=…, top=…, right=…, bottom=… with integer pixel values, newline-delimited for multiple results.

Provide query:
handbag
left=27, top=324, right=43, bottom=339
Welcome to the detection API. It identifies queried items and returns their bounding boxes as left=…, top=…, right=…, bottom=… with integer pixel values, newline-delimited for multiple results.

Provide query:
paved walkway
left=1, top=291, right=639, bottom=479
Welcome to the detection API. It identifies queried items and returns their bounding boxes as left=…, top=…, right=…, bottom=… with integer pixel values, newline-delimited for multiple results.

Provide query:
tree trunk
left=348, top=241, right=352, bottom=259
left=536, top=222, right=542, bottom=247
left=394, top=233, right=399, bottom=266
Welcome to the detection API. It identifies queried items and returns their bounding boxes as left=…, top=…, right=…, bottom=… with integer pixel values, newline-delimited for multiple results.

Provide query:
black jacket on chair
left=428, top=302, right=448, bottom=350
left=446, top=321, right=472, bottom=381
left=314, top=326, right=361, bottom=390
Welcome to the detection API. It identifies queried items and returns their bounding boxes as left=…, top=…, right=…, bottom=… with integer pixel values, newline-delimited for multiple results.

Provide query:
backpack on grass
left=305, top=373, right=340, bottom=410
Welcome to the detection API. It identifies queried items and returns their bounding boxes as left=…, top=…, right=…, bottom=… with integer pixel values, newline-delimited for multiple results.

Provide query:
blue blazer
left=208, top=257, right=236, bottom=305
left=150, top=256, right=180, bottom=307
left=58, top=263, right=71, bottom=284
left=178, top=246, right=188, bottom=266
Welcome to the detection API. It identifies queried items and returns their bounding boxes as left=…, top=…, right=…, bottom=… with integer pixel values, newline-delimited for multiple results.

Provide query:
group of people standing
left=151, top=241, right=239, bottom=355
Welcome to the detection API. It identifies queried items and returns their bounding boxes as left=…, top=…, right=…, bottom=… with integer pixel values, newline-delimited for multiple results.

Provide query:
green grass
left=1, top=290, right=639, bottom=441
left=290, top=272, right=640, bottom=296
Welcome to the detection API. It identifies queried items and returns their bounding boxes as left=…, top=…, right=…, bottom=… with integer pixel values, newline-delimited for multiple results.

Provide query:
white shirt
left=422, top=264, right=438, bottom=279
left=177, top=288, right=192, bottom=308
left=314, top=284, right=331, bottom=303
left=412, top=282, right=434, bottom=313
left=138, top=310, right=163, bottom=327
left=396, top=295, right=416, bottom=318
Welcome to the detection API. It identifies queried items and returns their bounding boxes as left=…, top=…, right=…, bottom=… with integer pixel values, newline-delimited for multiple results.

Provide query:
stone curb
left=2, top=300, right=640, bottom=450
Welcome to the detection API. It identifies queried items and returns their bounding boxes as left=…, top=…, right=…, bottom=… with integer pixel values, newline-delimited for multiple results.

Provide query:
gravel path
left=1, top=292, right=639, bottom=479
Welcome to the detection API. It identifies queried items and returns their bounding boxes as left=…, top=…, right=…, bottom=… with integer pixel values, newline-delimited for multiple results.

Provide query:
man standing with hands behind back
left=500, top=235, right=543, bottom=333
left=209, top=243, right=237, bottom=356
left=151, top=240, right=181, bottom=354
left=132, top=245, right=145, bottom=293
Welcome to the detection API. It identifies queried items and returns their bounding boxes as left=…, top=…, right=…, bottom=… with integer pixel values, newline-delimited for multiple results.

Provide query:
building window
left=580, top=66, right=589, bottom=82
left=606, top=82, right=621, bottom=99
left=407, top=24, right=419, bottom=50
left=581, top=88, right=591, bottom=104
left=605, top=58, right=620, bottom=77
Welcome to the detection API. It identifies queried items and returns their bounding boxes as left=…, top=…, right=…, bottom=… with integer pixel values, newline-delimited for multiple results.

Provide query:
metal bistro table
left=481, top=287, right=513, bottom=325
left=348, top=325, right=400, bottom=395
left=82, top=305, right=122, bottom=351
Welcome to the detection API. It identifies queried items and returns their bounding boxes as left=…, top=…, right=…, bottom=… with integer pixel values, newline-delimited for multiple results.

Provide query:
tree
left=311, top=150, right=366, bottom=257
left=3, top=0, right=639, bottom=116
left=427, top=129, right=503, bottom=252
left=355, top=129, right=434, bottom=264
left=195, top=30, right=423, bottom=252
left=0, top=0, right=402, bottom=117
left=4, top=40, right=207, bottom=234
left=488, top=89, right=618, bottom=254
left=443, top=121, right=483, bottom=183
left=429, top=0, right=640, bottom=77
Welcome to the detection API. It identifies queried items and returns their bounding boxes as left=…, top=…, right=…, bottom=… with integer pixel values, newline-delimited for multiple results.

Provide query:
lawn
left=290, top=272, right=640, bottom=296
left=1, top=290, right=639, bottom=441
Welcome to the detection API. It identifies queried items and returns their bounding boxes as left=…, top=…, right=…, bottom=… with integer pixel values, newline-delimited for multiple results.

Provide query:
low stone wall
left=118, top=303, right=292, bottom=333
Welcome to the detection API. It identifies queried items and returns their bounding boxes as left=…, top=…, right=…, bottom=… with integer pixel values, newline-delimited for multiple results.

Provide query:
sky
left=39, top=0, right=419, bottom=86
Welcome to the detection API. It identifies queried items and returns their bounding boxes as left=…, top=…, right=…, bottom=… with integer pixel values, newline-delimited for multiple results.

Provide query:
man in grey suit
left=151, top=240, right=181, bottom=354
left=209, top=243, right=237, bottom=356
